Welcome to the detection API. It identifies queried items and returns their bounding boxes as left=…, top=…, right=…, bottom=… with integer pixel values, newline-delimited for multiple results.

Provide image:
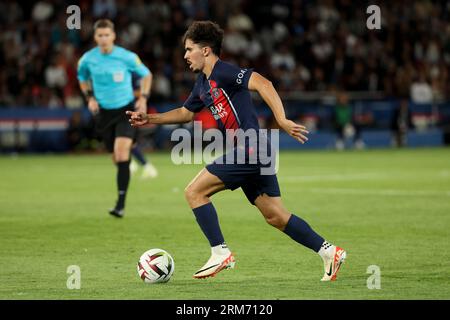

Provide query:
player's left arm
left=248, top=72, right=309, bottom=144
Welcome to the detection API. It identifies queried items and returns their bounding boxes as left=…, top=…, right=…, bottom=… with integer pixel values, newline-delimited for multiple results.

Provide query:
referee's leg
left=111, top=136, right=133, bottom=215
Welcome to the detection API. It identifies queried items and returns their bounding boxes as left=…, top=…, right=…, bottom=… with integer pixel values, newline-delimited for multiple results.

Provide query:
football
left=137, top=248, right=175, bottom=284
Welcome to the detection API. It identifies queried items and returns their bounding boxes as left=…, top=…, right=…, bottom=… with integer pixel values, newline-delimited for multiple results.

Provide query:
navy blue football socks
left=116, top=160, right=130, bottom=209
left=131, top=146, right=147, bottom=165
left=192, top=202, right=225, bottom=247
left=283, top=214, right=324, bottom=252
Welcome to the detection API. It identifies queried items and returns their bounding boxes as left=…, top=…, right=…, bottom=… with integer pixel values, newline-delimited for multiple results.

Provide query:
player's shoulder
left=220, top=59, right=252, bottom=71
left=214, top=60, right=253, bottom=86
left=216, top=59, right=240, bottom=72
left=216, top=60, right=252, bottom=77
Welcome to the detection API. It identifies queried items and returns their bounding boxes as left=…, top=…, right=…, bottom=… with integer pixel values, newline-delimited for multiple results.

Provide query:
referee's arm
left=79, top=80, right=99, bottom=115
left=138, top=73, right=152, bottom=98
left=248, top=72, right=309, bottom=144
left=129, top=54, right=152, bottom=113
left=134, top=73, right=152, bottom=113
left=77, top=55, right=99, bottom=115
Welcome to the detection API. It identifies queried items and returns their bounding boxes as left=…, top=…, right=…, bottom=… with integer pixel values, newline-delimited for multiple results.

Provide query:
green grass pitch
left=1, top=148, right=449, bottom=299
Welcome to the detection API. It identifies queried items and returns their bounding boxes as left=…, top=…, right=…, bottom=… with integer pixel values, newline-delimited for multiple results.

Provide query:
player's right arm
left=126, top=107, right=195, bottom=127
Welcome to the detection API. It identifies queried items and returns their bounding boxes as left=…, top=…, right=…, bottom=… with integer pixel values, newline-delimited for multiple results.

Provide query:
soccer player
left=127, top=21, right=346, bottom=281
left=77, top=19, right=152, bottom=218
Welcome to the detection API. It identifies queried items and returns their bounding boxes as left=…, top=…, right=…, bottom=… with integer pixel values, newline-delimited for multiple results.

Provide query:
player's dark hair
left=94, top=19, right=115, bottom=31
left=183, top=21, right=224, bottom=56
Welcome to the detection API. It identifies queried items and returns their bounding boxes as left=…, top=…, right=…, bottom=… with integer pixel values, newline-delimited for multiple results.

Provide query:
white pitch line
left=306, top=188, right=450, bottom=197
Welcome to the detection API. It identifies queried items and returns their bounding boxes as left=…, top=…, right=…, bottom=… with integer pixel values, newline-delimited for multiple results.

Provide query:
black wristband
left=141, top=93, right=150, bottom=99
left=83, top=90, right=93, bottom=100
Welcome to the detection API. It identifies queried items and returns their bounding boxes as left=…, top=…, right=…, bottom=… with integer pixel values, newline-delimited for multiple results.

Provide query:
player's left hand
left=279, top=119, right=309, bottom=144
left=134, top=96, right=147, bottom=114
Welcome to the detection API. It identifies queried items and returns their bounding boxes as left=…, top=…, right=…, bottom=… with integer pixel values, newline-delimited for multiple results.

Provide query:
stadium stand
left=1, top=0, right=449, bottom=151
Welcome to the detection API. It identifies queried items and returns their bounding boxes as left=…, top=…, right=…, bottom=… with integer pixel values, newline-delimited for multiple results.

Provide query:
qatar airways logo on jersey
left=208, top=87, right=227, bottom=120
left=209, top=103, right=228, bottom=120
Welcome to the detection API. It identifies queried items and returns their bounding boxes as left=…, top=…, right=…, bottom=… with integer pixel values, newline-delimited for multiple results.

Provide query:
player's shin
left=192, top=202, right=225, bottom=247
left=192, top=202, right=235, bottom=278
left=283, top=214, right=325, bottom=252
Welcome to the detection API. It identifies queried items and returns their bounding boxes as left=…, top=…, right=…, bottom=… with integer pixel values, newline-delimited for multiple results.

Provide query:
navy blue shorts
left=206, top=162, right=281, bottom=205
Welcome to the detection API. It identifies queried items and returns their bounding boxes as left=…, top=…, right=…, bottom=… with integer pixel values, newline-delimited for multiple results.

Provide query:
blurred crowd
left=1, top=0, right=450, bottom=109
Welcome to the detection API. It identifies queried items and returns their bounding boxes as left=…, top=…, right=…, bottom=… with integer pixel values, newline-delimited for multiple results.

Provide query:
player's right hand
left=126, top=111, right=149, bottom=127
left=88, top=98, right=99, bottom=115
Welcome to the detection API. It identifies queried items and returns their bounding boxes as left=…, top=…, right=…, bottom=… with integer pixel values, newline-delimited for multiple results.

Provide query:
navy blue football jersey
left=184, top=60, right=275, bottom=168
left=184, top=60, right=259, bottom=133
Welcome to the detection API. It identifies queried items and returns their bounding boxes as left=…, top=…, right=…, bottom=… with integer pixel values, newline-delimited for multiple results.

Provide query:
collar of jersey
left=207, top=59, right=221, bottom=81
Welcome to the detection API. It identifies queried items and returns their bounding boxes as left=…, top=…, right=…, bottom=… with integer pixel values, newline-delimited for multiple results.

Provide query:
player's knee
left=184, top=185, right=209, bottom=207
left=265, top=214, right=285, bottom=230
left=184, top=185, right=198, bottom=203
left=261, top=205, right=290, bottom=230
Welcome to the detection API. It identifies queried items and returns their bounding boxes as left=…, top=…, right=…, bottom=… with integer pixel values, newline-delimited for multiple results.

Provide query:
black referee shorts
left=95, top=102, right=136, bottom=153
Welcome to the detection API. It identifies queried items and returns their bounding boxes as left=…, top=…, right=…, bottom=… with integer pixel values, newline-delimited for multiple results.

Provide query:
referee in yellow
left=77, top=19, right=152, bottom=218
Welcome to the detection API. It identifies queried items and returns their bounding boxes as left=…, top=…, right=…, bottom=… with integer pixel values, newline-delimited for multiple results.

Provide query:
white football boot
left=320, top=244, right=347, bottom=281
left=141, top=162, right=158, bottom=179
left=193, top=244, right=235, bottom=279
